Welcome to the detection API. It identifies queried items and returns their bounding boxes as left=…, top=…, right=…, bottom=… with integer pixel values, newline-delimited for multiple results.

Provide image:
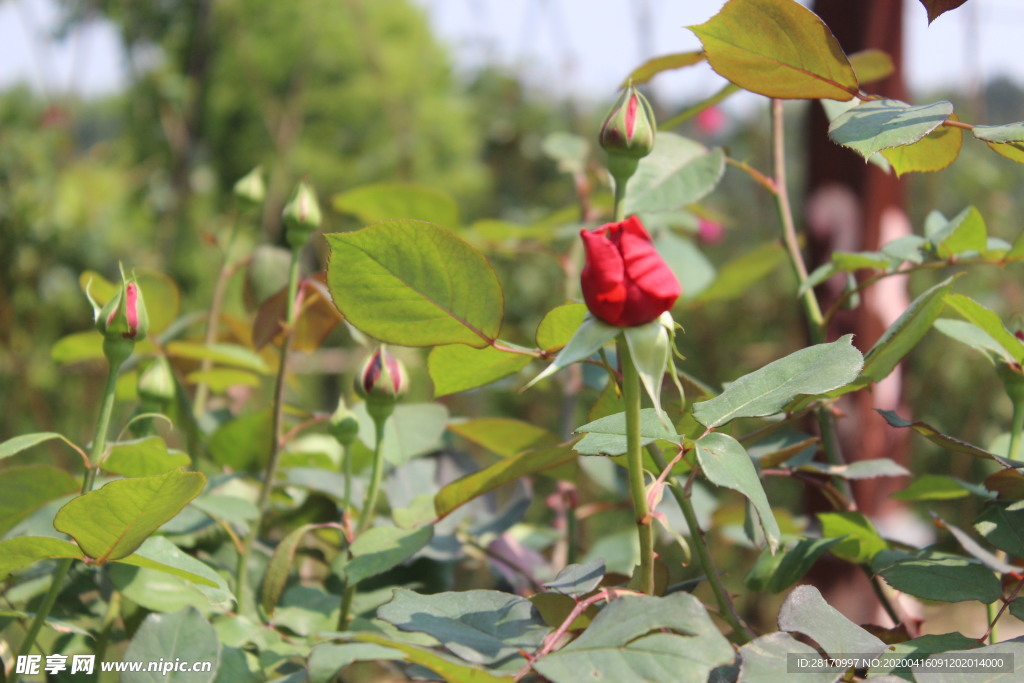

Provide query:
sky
left=1, top=0, right=1024, bottom=106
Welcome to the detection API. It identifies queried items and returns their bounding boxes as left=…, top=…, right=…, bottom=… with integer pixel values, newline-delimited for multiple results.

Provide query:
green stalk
left=17, top=351, right=125, bottom=661
left=1008, top=397, right=1024, bottom=460
left=770, top=99, right=852, bottom=496
left=647, top=446, right=752, bottom=642
left=618, top=338, right=655, bottom=595
left=236, top=249, right=301, bottom=616
left=338, top=418, right=387, bottom=629
left=357, top=419, right=387, bottom=535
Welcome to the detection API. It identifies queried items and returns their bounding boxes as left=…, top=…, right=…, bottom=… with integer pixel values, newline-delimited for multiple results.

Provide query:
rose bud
left=580, top=215, right=681, bottom=327
left=96, top=271, right=149, bottom=343
left=355, top=347, right=408, bottom=422
left=282, top=180, right=322, bottom=250
left=233, top=165, right=266, bottom=206
left=328, top=396, right=361, bottom=448
left=599, top=83, right=656, bottom=161
left=697, top=217, right=725, bottom=245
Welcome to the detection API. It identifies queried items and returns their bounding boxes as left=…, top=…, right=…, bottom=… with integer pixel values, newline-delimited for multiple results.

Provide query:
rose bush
left=579, top=215, right=681, bottom=327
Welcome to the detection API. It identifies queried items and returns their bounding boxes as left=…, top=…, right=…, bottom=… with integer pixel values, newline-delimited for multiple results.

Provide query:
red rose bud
left=697, top=218, right=725, bottom=245
left=580, top=216, right=681, bottom=327
left=283, top=180, right=322, bottom=250
left=355, top=347, right=408, bottom=423
left=599, top=83, right=655, bottom=161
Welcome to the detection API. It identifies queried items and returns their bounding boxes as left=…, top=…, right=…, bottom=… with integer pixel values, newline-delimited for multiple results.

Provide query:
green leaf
left=377, top=588, right=549, bottom=668
left=526, top=315, right=619, bottom=388
left=693, top=335, right=863, bottom=428
left=185, top=368, right=260, bottom=392
left=940, top=515, right=1020, bottom=574
left=623, top=51, right=705, bottom=86
left=543, top=559, right=605, bottom=598
left=944, top=293, right=1024, bottom=363
left=848, top=48, right=894, bottom=84
left=881, top=115, right=963, bottom=176
left=878, top=410, right=1019, bottom=468
left=533, top=593, right=734, bottom=683
left=689, top=0, right=858, bottom=101
left=696, top=433, right=781, bottom=553
left=829, top=99, right=954, bottom=159
left=428, top=343, right=532, bottom=397
left=165, top=341, right=269, bottom=373
left=208, top=410, right=272, bottom=471
left=260, top=523, right=324, bottom=617
left=542, top=133, right=589, bottom=174
left=860, top=277, right=955, bottom=383
left=102, top=436, right=191, bottom=478
left=622, top=133, right=725, bottom=215
left=449, top=418, right=559, bottom=457
left=574, top=409, right=677, bottom=457
left=0, top=537, right=83, bottom=580
left=51, top=330, right=104, bottom=364
left=798, top=458, right=909, bottom=480
left=692, top=242, right=787, bottom=304
left=975, top=503, right=1024, bottom=558
left=325, top=220, right=504, bottom=347
left=747, top=538, right=843, bottom=593
left=535, top=304, right=587, bottom=351
left=928, top=206, right=988, bottom=257
left=347, top=633, right=513, bottom=683
left=307, top=642, right=406, bottom=683
left=935, top=319, right=1015, bottom=365
left=878, top=551, right=1002, bottom=603
left=739, top=632, right=841, bottom=683
left=778, top=585, right=888, bottom=656
left=0, top=465, right=79, bottom=536
left=832, top=250, right=898, bottom=271
left=54, top=469, right=206, bottom=562
left=868, top=632, right=979, bottom=679
left=818, top=511, right=888, bottom=563
left=333, top=182, right=459, bottom=228
left=984, top=140, right=1024, bottom=164
left=353, top=402, right=448, bottom=466
left=435, top=445, right=576, bottom=519
left=892, top=474, right=973, bottom=501
left=972, top=122, right=1024, bottom=145
left=115, top=537, right=228, bottom=602
left=624, top=320, right=672, bottom=424
left=123, top=607, right=220, bottom=683
left=0, top=432, right=78, bottom=461
left=346, top=525, right=433, bottom=585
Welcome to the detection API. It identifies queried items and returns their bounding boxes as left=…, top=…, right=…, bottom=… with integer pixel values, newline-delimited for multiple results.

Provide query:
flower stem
left=770, top=99, right=852, bottom=497
left=17, top=354, right=124, bottom=660
left=618, top=338, right=654, bottom=595
left=357, top=419, right=388, bottom=535
left=1009, top=398, right=1024, bottom=460
left=647, top=445, right=752, bottom=642
left=236, top=249, right=302, bottom=616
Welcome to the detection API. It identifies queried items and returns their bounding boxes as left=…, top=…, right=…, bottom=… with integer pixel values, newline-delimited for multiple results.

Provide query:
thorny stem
left=647, top=445, right=753, bottom=643
left=771, top=99, right=853, bottom=500
left=514, top=588, right=633, bottom=681
left=981, top=575, right=1024, bottom=644
left=17, top=353, right=125, bottom=662
left=618, top=338, right=655, bottom=596
left=236, top=249, right=302, bottom=616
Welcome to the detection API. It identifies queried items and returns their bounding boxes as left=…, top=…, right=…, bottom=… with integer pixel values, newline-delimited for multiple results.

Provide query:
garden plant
left=6, top=0, right=1024, bottom=681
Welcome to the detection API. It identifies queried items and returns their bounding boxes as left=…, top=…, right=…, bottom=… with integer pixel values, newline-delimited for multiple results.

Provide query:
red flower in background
left=579, top=216, right=681, bottom=327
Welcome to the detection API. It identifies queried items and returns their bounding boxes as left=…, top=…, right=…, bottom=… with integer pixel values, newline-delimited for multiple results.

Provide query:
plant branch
left=618, top=338, right=655, bottom=595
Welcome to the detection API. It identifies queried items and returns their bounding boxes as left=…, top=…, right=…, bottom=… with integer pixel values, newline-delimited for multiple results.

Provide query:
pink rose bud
left=697, top=218, right=725, bottom=245
left=599, top=83, right=656, bottom=161
left=355, top=347, right=408, bottom=422
left=96, top=272, right=149, bottom=342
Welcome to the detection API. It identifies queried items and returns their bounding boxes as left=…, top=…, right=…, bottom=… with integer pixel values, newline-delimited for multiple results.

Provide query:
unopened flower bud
left=355, top=347, right=408, bottom=422
left=283, top=180, right=322, bottom=250
left=89, top=266, right=149, bottom=366
left=599, top=83, right=656, bottom=162
left=234, top=165, right=266, bottom=206
left=137, top=356, right=175, bottom=405
left=328, top=397, right=360, bottom=448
